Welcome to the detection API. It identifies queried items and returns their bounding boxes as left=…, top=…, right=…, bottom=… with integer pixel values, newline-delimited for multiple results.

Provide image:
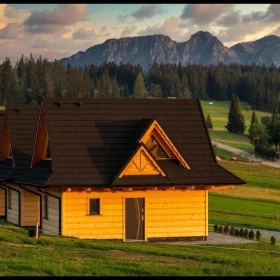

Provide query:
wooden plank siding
left=6, top=187, right=19, bottom=225
left=0, top=188, right=5, bottom=216
left=41, top=194, right=60, bottom=235
left=20, top=189, right=40, bottom=227
left=62, top=189, right=207, bottom=240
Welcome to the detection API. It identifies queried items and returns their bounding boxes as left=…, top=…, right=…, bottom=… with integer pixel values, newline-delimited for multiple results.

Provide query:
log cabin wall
left=20, top=189, right=40, bottom=227
left=62, top=188, right=207, bottom=240
left=0, top=188, right=5, bottom=217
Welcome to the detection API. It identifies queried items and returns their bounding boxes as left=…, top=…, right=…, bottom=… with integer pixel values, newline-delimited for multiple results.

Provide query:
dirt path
left=212, top=141, right=280, bottom=168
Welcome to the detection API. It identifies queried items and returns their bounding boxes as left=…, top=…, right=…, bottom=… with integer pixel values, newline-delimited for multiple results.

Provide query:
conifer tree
left=206, top=114, right=213, bottom=129
left=248, top=111, right=258, bottom=141
left=225, top=95, right=246, bottom=134
left=133, top=72, right=146, bottom=98
left=149, top=83, right=162, bottom=97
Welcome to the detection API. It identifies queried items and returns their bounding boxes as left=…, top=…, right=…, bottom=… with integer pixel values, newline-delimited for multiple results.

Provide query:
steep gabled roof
left=5, top=105, right=41, bottom=181
left=17, top=98, right=245, bottom=187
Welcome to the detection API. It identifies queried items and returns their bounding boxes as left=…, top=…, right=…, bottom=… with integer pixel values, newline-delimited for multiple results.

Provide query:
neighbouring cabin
left=0, top=106, right=41, bottom=228
left=61, top=188, right=207, bottom=240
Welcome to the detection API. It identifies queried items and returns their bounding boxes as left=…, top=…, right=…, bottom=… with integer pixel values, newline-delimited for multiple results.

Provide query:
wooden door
left=125, top=198, right=145, bottom=240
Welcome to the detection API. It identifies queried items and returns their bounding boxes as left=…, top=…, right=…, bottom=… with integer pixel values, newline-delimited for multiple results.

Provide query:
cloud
left=0, top=4, right=30, bottom=28
left=216, top=10, right=241, bottom=27
left=137, top=16, right=189, bottom=42
left=32, top=38, right=50, bottom=48
left=24, top=4, right=88, bottom=34
left=118, top=4, right=164, bottom=23
left=0, top=22, right=23, bottom=39
left=180, top=4, right=234, bottom=24
left=72, top=28, right=96, bottom=40
left=120, top=26, right=137, bottom=38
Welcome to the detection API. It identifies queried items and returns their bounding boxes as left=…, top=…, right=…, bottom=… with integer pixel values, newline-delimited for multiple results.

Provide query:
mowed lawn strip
left=0, top=223, right=280, bottom=276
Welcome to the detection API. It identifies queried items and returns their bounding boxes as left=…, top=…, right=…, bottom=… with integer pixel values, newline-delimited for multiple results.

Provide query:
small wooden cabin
left=0, top=105, right=41, bottom=227
left=14, top=98, right=245, bottom=241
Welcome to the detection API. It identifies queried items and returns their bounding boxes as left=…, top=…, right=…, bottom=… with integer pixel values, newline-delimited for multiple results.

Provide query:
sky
left=1, top=3, right=280, bottom=64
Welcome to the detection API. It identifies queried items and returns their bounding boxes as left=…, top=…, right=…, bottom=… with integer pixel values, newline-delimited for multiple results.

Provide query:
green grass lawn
left=201, top=100, right=270, bottom=153
left=209, top=193, right=280, bottom=231
left=219, top=161, right=280, bottom=189
left=0, top=221, right=280, bottom=276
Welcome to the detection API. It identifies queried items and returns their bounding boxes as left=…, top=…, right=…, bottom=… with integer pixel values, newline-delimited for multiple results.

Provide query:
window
left=44, top=195, right=48, bottom=219
left=7, top=189, right=11, bottom=209
left=8, top=146, right=12, bottom=158
left=147, top=135, right=169, bottom=159
left=89, top=198, right=100, bottom=215
left=45, top=140, right=51, bottom=159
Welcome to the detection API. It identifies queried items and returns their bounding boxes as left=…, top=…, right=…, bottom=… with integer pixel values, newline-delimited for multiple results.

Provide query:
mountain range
left=59, top=31, right=280, bottom=71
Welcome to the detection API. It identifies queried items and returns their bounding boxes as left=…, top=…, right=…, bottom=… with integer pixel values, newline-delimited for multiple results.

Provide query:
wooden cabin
left=0, top=105, right=41, bottom=227
left=13, top=98, right=245, bottom=241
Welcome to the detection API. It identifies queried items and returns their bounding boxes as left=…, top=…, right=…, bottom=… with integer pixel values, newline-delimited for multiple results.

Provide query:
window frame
left=88, top=198, right=100, bottom=215
left=43, top=195, right=48, bottom=219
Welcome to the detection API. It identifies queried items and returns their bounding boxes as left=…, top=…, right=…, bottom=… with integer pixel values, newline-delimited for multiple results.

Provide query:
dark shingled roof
left=16, top=97, right=244, bottom=187
left=4, top=105, right=41, bottom=181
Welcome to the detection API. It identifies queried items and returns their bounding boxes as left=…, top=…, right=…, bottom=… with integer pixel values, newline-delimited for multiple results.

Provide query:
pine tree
left=149, top=83, right=162, bottom=97
left=133, top=72, right=146, bottom=98
left=206, top=114, right=213, bottom=129
left=225, top=95, right=246, bottom=134
left=111, top=77, right=120, bottom=98
left=248, top=111, right=258, bottom=141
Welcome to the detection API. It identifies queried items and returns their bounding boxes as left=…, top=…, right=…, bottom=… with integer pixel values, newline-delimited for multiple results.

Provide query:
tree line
left=1, top=54, right=280, bottom=114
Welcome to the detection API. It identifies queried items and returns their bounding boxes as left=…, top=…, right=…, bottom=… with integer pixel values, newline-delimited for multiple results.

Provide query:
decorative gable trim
left=31, top=105, right=52, bottom=168
left=138, top=120, right=190, bottom=169
left=118, top=144, right=166, bottom=178
left=0, top=114, right=13, bottom=163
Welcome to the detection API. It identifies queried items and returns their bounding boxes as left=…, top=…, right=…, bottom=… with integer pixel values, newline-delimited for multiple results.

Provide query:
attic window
left=45, top=140, right=51, bottom=159
left=147, top=135, right=169, bottom=159
left=8, top=146, right=12, bottom=158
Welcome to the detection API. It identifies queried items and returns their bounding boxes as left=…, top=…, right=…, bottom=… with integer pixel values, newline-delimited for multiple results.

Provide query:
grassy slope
left=0, top=222, right=280, bottom=276
left=201, top=100, right=270, bottom=153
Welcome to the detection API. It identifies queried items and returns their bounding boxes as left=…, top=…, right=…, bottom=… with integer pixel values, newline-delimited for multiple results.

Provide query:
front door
left=125, top=198, right=145, bottom=240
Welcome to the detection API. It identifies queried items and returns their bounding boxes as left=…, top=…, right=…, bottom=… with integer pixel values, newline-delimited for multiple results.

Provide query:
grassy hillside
left=200, top=100, right=270, bottom=153
left=0, top=221, right=280, bottom=276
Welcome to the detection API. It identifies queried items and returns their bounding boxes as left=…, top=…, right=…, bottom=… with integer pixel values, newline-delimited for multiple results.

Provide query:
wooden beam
left=208, top=186, right=234, bottom=190
left=121, top=188, right=133, bottom=192
left=102, top=188, right=111, bottom=192
left=166, top=186, right=175, bottom=190
left=84, top=187, right=91, bottom=192
left=66, top=188, right=71, bottom=192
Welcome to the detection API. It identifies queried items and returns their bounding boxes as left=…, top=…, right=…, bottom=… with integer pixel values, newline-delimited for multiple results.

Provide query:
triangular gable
left=31, top=105, right=52, bottom=167
left=118, top=144, right=166, bottom=178
left=0, top=113, right=13, bottom=162
left=138, top=120, right=190, bottom=169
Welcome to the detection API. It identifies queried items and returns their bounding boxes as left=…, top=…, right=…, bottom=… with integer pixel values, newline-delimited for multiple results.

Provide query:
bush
left=214, top=224, right=219, bottom=233
left=230, top=226, right=235, bottom=236
left=235, top=228, right=240, bottom=237
left=244, top=229, right=249, bottom=239
left=239, top=228, right=244, bottom=237
left=271, top=236, right=276, bottom=245
left=256, top=230, right=261, bottom=241
left=218, top=225, right=224, bottom=234
left=224, top=225, right=229, bottom=235
left=249, top=229, right=255, bottom=240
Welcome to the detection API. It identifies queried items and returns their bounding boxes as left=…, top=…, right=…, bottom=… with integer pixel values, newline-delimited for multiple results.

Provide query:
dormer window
left=146, top=135, right=169, bottom=159
left=138, top=120, right=190, bottom=169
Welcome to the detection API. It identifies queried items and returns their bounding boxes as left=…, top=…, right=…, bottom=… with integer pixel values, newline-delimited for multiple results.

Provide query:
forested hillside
left=0, top=54, right=280, bottom=113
